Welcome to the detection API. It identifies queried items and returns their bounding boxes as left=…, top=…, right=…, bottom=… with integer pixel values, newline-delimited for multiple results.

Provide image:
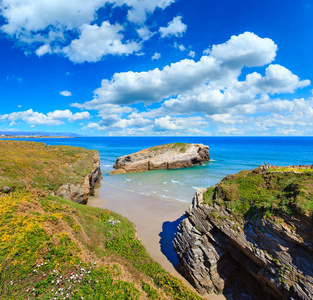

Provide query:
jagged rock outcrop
left=55, top=153, right=101, bottom=204
left=174, top=168, right=313, bottom=299
left=110, top=143, right=210, bottom=174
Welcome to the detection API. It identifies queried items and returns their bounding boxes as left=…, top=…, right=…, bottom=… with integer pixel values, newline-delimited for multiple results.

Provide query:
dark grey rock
left=173, top=189, right=313, bottom=299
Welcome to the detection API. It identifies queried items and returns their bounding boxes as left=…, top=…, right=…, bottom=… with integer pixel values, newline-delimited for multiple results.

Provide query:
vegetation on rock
left=203, top=165, right=313, bottom=219
left=0, top=140, right=98, bottom=192
left=149, top=143, right=194, bottom=153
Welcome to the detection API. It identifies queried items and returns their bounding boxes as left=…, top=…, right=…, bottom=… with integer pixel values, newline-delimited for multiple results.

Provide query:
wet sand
left=88, top=184, right=225, bottom=300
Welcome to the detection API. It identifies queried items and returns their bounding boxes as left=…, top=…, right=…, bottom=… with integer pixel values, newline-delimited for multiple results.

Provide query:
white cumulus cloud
left=75, top=32, right=311, bottom=135
left=77, top=32, right=280, bottom=108
left=159, top=16, right=187, bottom=38
left=63, top=22, right=141, bottom=63
left=0, top=0, right=176, bottom=62
left=137, top=26, right=154, bottom=41
left=36, top=44, right=52, bottom=56
left=0, top=109, right=90, bottom=125
left=60, top=90, right=72, bottom=97
left=152, top=52, right=161, bottom=60
left=245, top=64, right=310, bottom=94
left=112, top=0, right=176, bottom=24
left=208, top=32, right=278, bottom=67
left=188, top=50, right=195, bottom=58
left=154, top=116, right=177, bottom=130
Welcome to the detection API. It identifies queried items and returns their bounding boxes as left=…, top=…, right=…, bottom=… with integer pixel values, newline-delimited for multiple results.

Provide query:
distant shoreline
left=0, top=135, right=73, bottom=139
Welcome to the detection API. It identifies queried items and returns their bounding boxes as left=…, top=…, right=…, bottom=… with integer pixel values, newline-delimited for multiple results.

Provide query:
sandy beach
left=88, top=184, right=225, bottom=300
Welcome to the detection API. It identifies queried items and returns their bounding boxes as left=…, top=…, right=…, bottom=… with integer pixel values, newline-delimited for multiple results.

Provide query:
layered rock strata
left=55, top=153, right=101, bottom=204
left=110, top=143, right=210, bottom=174
left=174, top=178, right=313, bottom=299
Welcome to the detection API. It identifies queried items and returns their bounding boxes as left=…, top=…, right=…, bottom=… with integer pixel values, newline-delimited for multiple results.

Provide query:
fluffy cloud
left=36, top=44, right=52, bottom=56
left=85, top=115, right=152, bottom=131
left=114, top=117, right=152, bottom=128
left=71, top=102, right=133, bottom=116
left=154, top=116, right=177, bottom=130
left=0, top=0, right=104, bottom=37
left=137, top=26, right=154, bottom=41
left=152, top=52, right=161, bottom=60
left=47, top=110, right=90, bottom=121
left=155, top=63, right=309, bottom=117
left=159, top=16, right=187, bottom=38
left=60, top=90, right=72, bottom=97
left=208, top=114, right=244, bottom=125
left=153, top=116, right=208, bottom=134
left=73, top=32, right=310, bottom=133
left=65, top=31, right=311, bottom=135
left=78, top=32, right=278, bottom=107
left=208, top=32, right=278, bottom=67
left=0, top=0, right=176, bottom=62
left=63, top=22, right=141, bottom=63
left=188, top=51, right=195, bottom=58
left=174, top=43, right=186, bottom=51
left=89, top=56, right=220, bottom=106
left=0, top=109, right=90, bottom=125
left=85, top=115, right=208, bottom=135
left=80, top=32, right=313, bottom=135
left=0, top=0, right=175, bottom=35
left=245, top=64, right=310, bottom=94
left=112, top=0, right=175, bottom=24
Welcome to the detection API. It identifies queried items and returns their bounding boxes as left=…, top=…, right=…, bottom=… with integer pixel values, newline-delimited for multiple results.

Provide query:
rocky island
left=174, top=165, right=313, bottom=299
left=110, top=142, right=210, bottom=174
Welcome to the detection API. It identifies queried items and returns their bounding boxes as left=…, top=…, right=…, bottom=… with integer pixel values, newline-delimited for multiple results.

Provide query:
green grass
left=0, top=191, right=201, bottom=300
left=0, top=140, right=98, bottom=192
left=149, top=143, right=192, bottom=154
left=268, top=167, right=313, bottom=173
left=203, top=166, right=313, bottom=219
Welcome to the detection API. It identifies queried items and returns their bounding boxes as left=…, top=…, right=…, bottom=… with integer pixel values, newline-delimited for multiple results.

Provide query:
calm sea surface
left=7, top=136, right=313, bottom=202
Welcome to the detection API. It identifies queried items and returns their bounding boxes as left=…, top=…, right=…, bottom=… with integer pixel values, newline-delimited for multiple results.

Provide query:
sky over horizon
left=0, top=0, right=313, bottom=136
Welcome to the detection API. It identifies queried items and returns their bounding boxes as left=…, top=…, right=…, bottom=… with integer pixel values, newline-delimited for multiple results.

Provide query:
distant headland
left=0, top=134, right=72, bottom=139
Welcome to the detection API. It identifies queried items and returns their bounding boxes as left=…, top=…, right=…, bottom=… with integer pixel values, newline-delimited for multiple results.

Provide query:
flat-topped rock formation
left=110, top=143, right=210, bottom=174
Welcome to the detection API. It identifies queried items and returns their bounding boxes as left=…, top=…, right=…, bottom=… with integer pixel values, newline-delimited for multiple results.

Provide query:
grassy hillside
left=0, top=191, right=200, bottom=300
left=0, top=141, right=201, bottom=299
left=203, top=165, right=313, bottom=220
left=0, top=140, right=97, bottom=192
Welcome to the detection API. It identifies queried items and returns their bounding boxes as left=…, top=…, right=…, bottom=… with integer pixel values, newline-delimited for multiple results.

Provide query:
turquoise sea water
left=7, top=136, right=313, bottom=202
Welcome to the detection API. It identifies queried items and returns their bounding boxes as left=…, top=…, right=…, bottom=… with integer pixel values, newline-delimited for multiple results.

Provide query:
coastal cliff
left=174, top=166, right=313, bottom=299
left=110, top=143, right=210, bottom=174
left=0, top=140, right=101, bottom=204
left=0, top=140, right=201, bottom=299
left=54, top=152, right=101, bottom=204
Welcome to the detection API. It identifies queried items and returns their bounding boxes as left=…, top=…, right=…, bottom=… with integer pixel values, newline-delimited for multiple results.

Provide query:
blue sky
left=0, top=0, right=313, bottom=136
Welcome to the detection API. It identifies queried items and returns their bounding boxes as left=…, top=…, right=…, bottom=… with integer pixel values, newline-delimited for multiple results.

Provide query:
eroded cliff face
left=55, top=153, right=101, bottom=204
left=174, top=174, right=313, bottom=299
left=110, top=143, right=210, bottom=174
